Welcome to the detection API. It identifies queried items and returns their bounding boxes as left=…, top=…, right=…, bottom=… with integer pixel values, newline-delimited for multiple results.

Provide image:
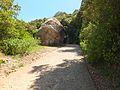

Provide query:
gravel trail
left=0, top=44, right=96, bottom=90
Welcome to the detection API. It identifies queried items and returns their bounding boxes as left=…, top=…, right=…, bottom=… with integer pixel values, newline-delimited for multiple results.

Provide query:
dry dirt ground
left=0, top=44, right=96, bottom=90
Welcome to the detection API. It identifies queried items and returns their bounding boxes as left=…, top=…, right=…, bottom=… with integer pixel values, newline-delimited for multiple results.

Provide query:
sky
left=15, top=0, right=82, bottom=22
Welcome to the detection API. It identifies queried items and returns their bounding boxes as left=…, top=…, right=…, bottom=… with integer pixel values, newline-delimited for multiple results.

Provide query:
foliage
left=15, top=19, right=37, bottom=38
left=80, top=22, right=96, bottom=53
left=29, top=18, right=47, bottom=29
left=80, top=0, right=120, bottom=65
left=54, top=10, right=82, bottom=44
left=1, top=38, right=38, bottom=55
left=80, top=0, right=120, bottom=88
left=54, top=11, right=67, bottom=21
left=0, top=0, right=39, bottom=55
left=67, top=10, right=82, bottom=44
left=0, top=0, right=20, bottom=40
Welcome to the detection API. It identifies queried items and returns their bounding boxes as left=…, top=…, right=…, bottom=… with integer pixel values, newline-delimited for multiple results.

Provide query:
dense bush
left=79, top=1, right=120, bottom=88
left=80, top=23, right=96, bottom=53
left=80, top=0, right=120, bottom=65
left=1, top=38, right=38, bottom=55
left=0, top=0, right=40, bottom=55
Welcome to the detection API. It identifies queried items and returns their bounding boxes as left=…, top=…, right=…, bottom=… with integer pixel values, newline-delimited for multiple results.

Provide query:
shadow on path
left=29, top=59, right=95, bottom=90
left=59, top=44, right=83, bottom=56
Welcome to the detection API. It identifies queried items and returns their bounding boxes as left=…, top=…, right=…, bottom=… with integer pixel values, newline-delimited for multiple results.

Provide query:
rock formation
left=37, top=17, right=66, bottom=45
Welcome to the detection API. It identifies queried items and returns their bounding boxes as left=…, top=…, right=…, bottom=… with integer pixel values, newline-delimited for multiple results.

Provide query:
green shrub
left=80, top=23, right=120, bottom=65
left=80, top=23, right=97, bottom=54
left=1, top=38, right=38, bottom=55
left=80, top=0, right=120, bottom=66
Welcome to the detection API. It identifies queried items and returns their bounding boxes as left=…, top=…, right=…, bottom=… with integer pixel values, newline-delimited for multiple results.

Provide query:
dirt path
left=0, top=44, right=96, bottom=90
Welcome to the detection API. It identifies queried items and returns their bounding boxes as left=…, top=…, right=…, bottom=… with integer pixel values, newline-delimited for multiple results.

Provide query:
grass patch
left=26, top=45, right=45, bottom=54
left=11, top=45, right=45, bottom=60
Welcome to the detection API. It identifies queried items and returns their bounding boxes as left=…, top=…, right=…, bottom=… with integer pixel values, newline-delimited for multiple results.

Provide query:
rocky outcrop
left=37, top=17, right=66, bottom=45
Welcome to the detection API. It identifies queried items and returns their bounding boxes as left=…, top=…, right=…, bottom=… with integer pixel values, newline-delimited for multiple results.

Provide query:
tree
left=0, top=0, right=38, bottom=55
left=0, top=0, right=20, bottom=40
left=80, top=0, right=120, bottom=65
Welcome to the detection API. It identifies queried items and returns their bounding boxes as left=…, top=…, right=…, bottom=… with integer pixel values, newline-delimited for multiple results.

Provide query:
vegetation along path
left=0, top=44, right=96, bottom=90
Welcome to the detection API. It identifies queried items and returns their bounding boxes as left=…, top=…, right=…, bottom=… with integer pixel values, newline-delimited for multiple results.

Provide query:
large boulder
left=37, top=17, right=66, bottom=45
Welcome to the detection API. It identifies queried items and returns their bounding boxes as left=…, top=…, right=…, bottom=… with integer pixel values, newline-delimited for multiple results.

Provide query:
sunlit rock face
left=37, top=17, right=66, bottom=45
